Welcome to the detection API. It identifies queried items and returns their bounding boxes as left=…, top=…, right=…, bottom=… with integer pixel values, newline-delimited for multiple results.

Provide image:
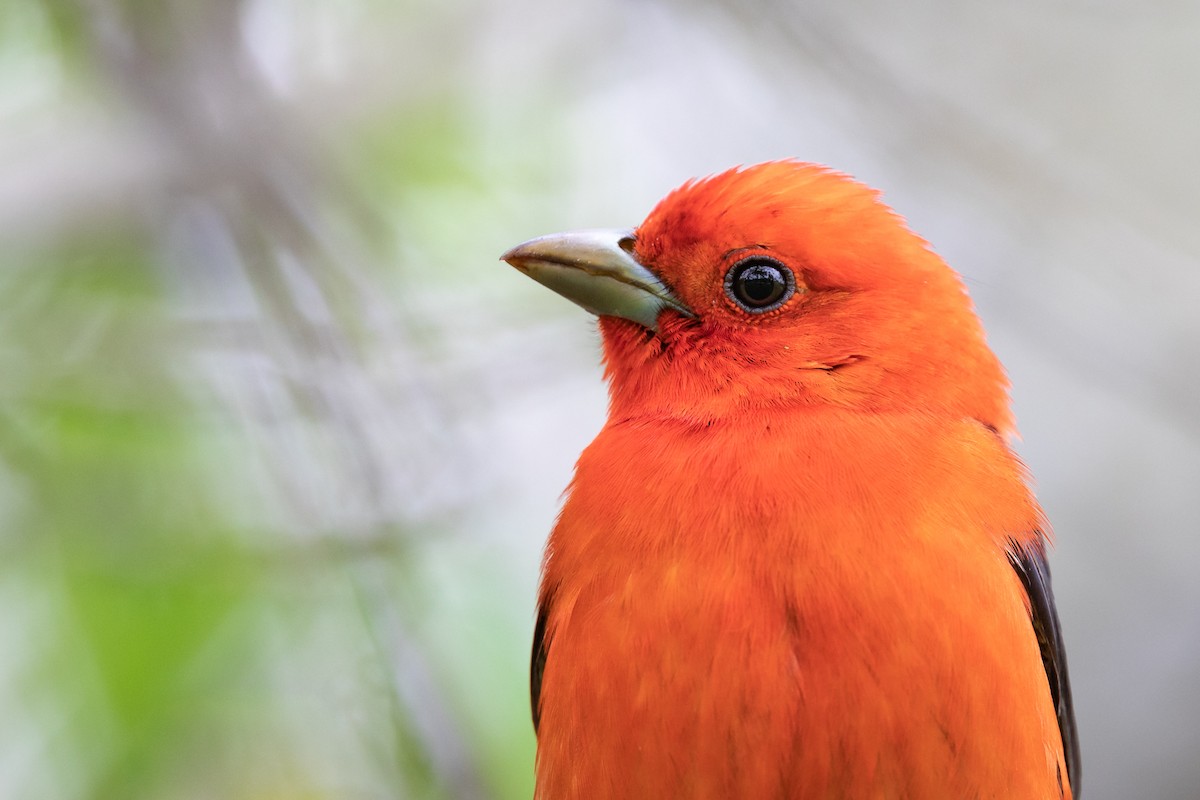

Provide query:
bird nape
left=502, top=161, right=1079, bottom=800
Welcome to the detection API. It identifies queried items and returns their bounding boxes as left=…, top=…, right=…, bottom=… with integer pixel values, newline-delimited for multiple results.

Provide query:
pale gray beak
left=501, top=228, right=693, bottom=331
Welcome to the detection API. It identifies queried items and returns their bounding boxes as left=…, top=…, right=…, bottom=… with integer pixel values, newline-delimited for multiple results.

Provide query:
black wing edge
left=1007, top=535, right=1082, bottom=798
left=531, top=590, right=553, bottom=733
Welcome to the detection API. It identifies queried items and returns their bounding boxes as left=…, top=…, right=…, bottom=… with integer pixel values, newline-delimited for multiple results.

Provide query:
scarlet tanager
left=501, top=161, right=1080, bottom=799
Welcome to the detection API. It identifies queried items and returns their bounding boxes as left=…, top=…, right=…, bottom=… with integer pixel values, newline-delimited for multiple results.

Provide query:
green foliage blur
left=0, top=1, right=544, bottom=797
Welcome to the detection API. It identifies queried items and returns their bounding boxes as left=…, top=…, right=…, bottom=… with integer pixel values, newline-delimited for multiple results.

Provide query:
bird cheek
left=655, top=311, right=697, bottom=338
left=599, top=316, right=658, bottom=347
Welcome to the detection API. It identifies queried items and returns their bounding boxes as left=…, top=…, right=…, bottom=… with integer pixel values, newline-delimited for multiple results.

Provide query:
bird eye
left=724, top=257, right=795, bottom=313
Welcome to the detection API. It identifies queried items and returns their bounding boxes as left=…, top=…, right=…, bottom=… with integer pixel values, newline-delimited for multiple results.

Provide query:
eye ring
left=724, top=256, right=796, bottom=313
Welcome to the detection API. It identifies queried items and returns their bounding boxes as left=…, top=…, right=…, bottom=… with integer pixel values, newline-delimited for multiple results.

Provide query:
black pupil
left=738, top=265, right=784, bottom=305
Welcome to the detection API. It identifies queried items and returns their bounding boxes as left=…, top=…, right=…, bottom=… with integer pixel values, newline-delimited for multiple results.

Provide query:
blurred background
left=1, top=1, right=1197, bottom=798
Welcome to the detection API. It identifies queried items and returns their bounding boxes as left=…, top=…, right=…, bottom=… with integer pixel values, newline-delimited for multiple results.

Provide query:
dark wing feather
left=531, top=594, right=552, bottom=732
left=1007, top=536, right=1082, bottom=798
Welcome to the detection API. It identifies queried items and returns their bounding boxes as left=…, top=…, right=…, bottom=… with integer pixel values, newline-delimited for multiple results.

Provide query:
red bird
left=502, top=161, right=1079, bottom=799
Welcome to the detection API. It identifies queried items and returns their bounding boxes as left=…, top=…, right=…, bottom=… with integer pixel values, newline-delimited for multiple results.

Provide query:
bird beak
left=501, top=229, right=693, bottom=331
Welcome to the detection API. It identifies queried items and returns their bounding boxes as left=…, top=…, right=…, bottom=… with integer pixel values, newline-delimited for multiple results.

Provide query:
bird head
left=503, top=161, right=1012, bottom=433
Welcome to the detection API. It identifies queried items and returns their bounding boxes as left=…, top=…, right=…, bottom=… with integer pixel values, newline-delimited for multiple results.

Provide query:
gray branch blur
left=31, top=0, right=489, bottom=797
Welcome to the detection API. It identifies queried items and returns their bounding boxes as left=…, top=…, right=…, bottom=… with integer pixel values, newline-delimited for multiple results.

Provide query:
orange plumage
left=503, top=162, right=1079, bottom=799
